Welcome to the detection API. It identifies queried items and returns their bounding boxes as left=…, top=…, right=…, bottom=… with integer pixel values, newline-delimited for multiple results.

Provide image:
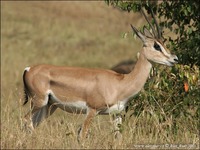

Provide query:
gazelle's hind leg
left=23, top=95, right=57, bottom=132
left=23, top=104, right=39, bottom=132
left=31, top=104, right=57, bottom=128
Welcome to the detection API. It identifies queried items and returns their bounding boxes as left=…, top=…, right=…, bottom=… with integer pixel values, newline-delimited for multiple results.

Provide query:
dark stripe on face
left=155, top=41, right=171, bottom=59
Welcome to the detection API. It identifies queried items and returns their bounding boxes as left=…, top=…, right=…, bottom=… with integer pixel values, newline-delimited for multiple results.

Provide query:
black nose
left=174, top=58, right=178, bottom=62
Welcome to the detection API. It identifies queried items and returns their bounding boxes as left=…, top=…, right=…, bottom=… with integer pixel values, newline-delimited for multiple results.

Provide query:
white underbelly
left=58, top=101, right=88, bottom=114
left=48, top=90, right=128, bottom=115
left=48, top=90, right=88, bottom=114
left=53, top=100, right=126, bottom=115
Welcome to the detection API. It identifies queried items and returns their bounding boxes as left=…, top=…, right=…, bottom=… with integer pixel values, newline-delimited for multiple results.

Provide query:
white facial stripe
left=156, top=42, right=171, bottom=57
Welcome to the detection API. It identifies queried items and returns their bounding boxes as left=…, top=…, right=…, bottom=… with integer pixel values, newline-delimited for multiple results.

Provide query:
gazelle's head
left=131, top=8, right=178, bottom=66
left=131, top=25, right=178, bottom=66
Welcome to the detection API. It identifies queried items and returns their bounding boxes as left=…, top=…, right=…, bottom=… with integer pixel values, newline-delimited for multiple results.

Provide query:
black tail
left=23, top=69, right=29, bottom=105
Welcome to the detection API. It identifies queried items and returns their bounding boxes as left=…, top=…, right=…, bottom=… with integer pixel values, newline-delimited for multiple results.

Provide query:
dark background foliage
left=106, top=0, right=199, bottom=131
left=106, top=0, right=200, bottom=66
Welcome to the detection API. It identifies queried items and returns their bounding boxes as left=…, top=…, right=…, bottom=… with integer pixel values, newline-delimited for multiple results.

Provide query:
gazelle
left=22, top=9, right=178, bottom=140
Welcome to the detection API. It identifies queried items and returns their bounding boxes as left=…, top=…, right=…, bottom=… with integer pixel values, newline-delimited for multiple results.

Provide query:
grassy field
left=1, top=1, right=199, bottom=149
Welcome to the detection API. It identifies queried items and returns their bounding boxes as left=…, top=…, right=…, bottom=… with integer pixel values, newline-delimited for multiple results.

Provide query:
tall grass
left=1, top=1, right=199, bottom=149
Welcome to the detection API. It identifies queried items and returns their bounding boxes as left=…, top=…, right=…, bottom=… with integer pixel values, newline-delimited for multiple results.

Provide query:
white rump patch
left=24, top=67, right=31, bottom=72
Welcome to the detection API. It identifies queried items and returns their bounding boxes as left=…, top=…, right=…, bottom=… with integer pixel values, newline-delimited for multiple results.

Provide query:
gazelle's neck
left=119, top=50, right=152, bottom=99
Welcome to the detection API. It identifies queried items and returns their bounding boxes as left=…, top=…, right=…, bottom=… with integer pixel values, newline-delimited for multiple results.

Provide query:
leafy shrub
left=106, top=0, right=200, bottom=131
left=128, top=65, right=199, bottom=133
left=106, top=0, right=200, bottom=66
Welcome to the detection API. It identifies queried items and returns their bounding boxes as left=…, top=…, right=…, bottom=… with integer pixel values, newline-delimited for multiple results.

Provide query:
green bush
left=106, top=0, right=200, bottom=130
left=106, top=0, right=200, bottom=66
left=128, top=65, right=199, bottom=132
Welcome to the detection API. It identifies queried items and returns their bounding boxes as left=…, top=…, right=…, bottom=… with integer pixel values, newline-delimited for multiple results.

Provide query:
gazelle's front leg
left=113, top=114, right=123, bottom=140
left=78, top=108, right=97, bottom=141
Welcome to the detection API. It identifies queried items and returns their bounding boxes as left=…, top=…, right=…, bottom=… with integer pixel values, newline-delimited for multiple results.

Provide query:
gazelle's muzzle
left=168, top=55, right=178, bottom=66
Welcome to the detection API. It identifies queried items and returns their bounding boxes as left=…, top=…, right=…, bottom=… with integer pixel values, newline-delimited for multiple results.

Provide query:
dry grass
left=1, top=1, right=199, bottom=149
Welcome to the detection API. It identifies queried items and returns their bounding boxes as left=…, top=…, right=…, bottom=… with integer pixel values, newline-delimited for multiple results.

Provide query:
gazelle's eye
left=154, top=42, right=162, bottom=52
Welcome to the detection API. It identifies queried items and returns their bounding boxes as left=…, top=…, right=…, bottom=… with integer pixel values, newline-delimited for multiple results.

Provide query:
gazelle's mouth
left=167, top=59, right=178, bottom=66
left=164, top=61, right=174, bottom=67
left=167, top=62, right=175, bottom=66
left=167, top=55, right=178, bottom=66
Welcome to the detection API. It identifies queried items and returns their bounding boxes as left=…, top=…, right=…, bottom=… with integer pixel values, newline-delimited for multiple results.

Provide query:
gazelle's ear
left=143, top=26, right=153, bottom=38
left=130, top=24, right=146, bottom=44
